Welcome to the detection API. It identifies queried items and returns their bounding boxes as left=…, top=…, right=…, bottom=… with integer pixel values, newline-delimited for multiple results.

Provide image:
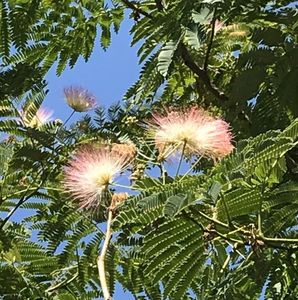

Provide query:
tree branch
left=180, top=43, right=229, bottom=102
left=204, top=8, right=217, bottom=71
left=0, top=188, right=39, bottom=230
left=121, top=0, right=153, bottom=19
left=120, top=1, right=229, bottom=104
left=155, top=0, right=163, bottom=10
left=97, top=209, right=113, bottom=300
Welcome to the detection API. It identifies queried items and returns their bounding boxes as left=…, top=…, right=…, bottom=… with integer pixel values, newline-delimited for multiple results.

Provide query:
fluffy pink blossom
left=148, top=107, right=234, bottom=160
left=64, top=145, right=131, bottom=209
left=64, top=86, right=97, bottom=112
left=22, top=107, right=53, bottom=128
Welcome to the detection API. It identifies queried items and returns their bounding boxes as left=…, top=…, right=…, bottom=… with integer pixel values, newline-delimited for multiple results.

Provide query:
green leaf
left=184, top=26, right=201, bottom=51
left=163, top=194, right=189, bottom=217
left=230, top=66, right=266, bottom=102
left=191, top=8, right=212, bottom=25
left=157, top=40, right=179, bottom=77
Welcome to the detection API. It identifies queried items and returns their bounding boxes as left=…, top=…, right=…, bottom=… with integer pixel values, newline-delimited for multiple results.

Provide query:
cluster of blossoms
left=148, top=106, right=233, bottom=160
left=64, top=105, right=233, bottom=208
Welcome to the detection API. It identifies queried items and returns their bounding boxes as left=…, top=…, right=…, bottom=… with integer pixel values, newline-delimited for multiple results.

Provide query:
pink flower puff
left=21, top=107, right=53, bottom=128
left=147, top=106, right=234, bottom=160
left=64, top=86, right=97, bottom=112
left=64, top=145, right=133, bottom=209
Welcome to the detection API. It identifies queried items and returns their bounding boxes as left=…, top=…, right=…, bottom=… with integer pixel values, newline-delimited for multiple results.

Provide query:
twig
left=155, top=0, right=163, bottom=10
left=204, top=8, right=217, bottom=71
left=211, top=229, right=244, bottom=245
left=220, top=254, right=231, bottom=273
left=194, top=209, right=229, bottom=229
left=175, top=141, right=186, bottom=177
left=97, top=209, right=113, bottom=300
left=45, top=272, right=79, bottom=293
left=179, top=155, right=203, bottom=182
left=261, top=236, right=298, bottom=245
left=0, top=187, right=39, bottom=230
left=120, top=0, right=229, bottom=104
left=121, top=0, right=152, bottom=19
left=180, top=43, right=229, bottom=102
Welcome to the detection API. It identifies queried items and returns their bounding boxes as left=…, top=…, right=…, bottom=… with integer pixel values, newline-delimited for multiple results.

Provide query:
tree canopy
left=0, top=0, right=298, bottom=299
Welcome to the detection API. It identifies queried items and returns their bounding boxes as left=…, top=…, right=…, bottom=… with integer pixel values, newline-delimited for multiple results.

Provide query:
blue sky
left=44, top=18, right=140, bottom=124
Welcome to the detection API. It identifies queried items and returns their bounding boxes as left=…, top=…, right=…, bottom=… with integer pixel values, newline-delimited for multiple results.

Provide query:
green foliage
left=0, top=0, right=298, bottom=299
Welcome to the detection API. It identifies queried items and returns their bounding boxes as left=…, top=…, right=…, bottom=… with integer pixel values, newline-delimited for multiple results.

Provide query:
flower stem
left=111, top=183, right=138, bottom=191
left=179, top=155, right=203, bottom=181
left=261, top=236, right=298, bottom=244
left=97, top=209, right=113, bottom=300
left=64, top=110, right=76, bottom=127
left=176, top=141, right=186, bottom=177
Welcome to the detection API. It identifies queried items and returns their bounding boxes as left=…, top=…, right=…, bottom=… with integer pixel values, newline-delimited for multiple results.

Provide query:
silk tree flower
left=64, top=86, right=97, bottom=112
left=64, top=145, right=131, bottom=209
left=22, top=107, right=53, bottom=128
left=111, top=142, right=137, bottom=160
left=147, top=106, right=234, bottom=160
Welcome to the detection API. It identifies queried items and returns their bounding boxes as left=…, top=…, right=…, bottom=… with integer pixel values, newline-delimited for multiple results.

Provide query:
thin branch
left=179, top=155, right=203, bottom=182
left=192, top=208, right=230, bottom=229
left=180, top=43, right=229, bottom=102
left=175, top=141, right=186, bottom=177
left=120, top=0, right=229, bottom=104
left=121, top=0, right=152, bottom=19
left=220, top=254, right=231, bottom=273
left=261, top=236, right=298, bottom=245
left=97, top=209, right=113, bottom=300
left=0, top=188, right=39, bottom=230
left=155, top=0, right=163, bottom=10
left=204, top=7, right=217, bottom=71
left=210, top=229, right=244, bottom=245
left=45, top=272, right=79, bottom=293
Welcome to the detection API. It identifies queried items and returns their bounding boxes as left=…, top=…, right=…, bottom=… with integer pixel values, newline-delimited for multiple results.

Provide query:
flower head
left=111, top=142, right=136, bottom=160
left=64, top=86, right=97, bottom=112
left=22, top=107, right=53, bottom=128
left=64, top=145, right=131, bottom=209
left=147, top=106, right=233, bottom=160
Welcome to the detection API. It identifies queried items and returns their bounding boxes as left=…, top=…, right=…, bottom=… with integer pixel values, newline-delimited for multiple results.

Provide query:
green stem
left=179, top=155, right=203, bottom=181
left=258, top=213, right=262, bottom=236
left=261, top=236, right=298, bottom=244
left=161, top=163, right=166, bottom=185
left=196, top=210, right=229, bottom=229
left=159, top=142, right=182, bottom=161
left=64, top=110, right=76, bottom=127
left=175, top=141, right=186, bottom=177
left=45, top=272, right=79, bottom=293
left=220, top=254, right=231, bottom=273
left=258, top=183, right=266, bottom=236
left=137, top=151, right=155, bottom=162
left=111, top=183, right=138, bottom=191
left=211, top=230, right=244, bottom=245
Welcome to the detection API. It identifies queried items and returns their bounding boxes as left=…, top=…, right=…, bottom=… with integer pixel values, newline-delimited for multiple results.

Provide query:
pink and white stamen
left=64, top=145, right=131, bottom=209
left=147, top=106, right=234, bottom=160
left=64, top=86, right=97, bottom=112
